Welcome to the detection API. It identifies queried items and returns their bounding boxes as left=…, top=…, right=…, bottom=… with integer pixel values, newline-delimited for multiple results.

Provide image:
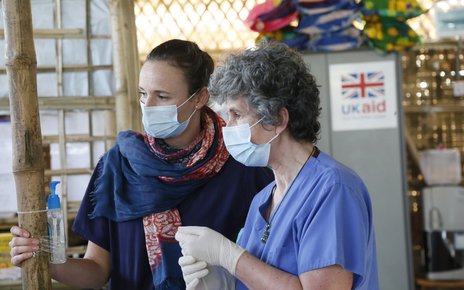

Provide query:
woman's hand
left=8, top=226, right=40, bottom=267
left=179, top=255, right=236, bottom=290
left=175, top=226, right=245, bottom=275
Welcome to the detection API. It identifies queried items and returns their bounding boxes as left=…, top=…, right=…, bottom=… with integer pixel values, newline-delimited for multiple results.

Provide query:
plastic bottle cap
left=48, top=181, right=61, bottom=209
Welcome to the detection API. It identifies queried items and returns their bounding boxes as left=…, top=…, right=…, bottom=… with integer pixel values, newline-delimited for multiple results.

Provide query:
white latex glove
left=175, top=226, right=245, bottom=275
left=179, top=255, right=236, bottom=290
left=179, top=255, right=209, bottom=290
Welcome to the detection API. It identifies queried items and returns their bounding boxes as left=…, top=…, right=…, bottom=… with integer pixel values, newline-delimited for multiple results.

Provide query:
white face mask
left=140, top=91, right=198, bottom=138
left=222, top=118, right=279, bottom=167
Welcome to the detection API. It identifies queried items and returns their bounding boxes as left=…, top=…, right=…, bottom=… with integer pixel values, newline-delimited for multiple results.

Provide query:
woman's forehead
left=225, top=97, right=247, bottom=111
left=225, top=97, right=260, bottom=118
left=139, top=61, right=187, bottom=92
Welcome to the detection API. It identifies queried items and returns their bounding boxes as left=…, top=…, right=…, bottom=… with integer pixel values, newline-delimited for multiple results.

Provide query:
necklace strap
left=261, top=145, right=318, bottom=244
left=312, top=146, right=320, bottom=158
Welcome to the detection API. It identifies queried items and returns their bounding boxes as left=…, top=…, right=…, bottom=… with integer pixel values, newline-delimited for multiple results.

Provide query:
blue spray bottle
left=47, top=181, right=66, bottom=264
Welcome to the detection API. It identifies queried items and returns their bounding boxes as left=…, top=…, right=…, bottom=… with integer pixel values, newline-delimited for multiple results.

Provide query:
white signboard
left=434, top=6, right=464, bottom=39
left=329, top=60, right=398, bottom=132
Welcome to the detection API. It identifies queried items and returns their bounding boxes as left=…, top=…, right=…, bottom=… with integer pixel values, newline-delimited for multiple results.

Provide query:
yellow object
left=387, top=27, right=398, bottom=37
left=0, top=232, right=13, bottom=268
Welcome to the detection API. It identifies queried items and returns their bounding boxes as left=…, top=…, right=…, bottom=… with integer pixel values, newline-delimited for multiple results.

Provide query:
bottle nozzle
left=48, top=181, right=61, bottom=209
left=50, top=181, right=60, bottom=196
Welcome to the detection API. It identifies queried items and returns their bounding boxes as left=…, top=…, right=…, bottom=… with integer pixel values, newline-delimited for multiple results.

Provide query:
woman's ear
left=194, top=87, right=209, bottom=109
left=276, top=107, right=289, bottom=135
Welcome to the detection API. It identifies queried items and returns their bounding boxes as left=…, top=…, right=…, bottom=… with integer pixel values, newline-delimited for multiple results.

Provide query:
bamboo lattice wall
left=134, top=0, right=262, bottom=57
left=0, top=1, right=117, bottom=243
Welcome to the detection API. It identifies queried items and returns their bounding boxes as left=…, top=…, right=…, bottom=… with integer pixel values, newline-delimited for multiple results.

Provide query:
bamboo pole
left=109, top=0, right=131, bottom=132
left=109, top=0, right=140, bottom=132
left=53, top=0, right=71, bottom=253
left=121, top=0, right=141, bottom=133
left=2, top=0, right=51, bottom=289
left=85, top=0, right=95, bottom=170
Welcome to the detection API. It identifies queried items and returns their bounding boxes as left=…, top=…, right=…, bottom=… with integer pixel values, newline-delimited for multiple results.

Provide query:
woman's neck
left=163, top=110, right=203, bottom=149
left=270, top=137, right=314, bottom=199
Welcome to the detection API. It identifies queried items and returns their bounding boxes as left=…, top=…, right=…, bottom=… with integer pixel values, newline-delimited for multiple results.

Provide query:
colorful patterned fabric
left=362, top=0, right=424, bottom=20
left=144, top=209, right=181, bottom=270
left=364, top=20, right=420, bottom=51
left=297, top=0, right=357, bottom=16
left=244, top=0, right=298, bottom=33
left=307, top=26, right=365, bottom=51
left=297, top=1, right=360, bottom=34
left=297, top=0, right=327, bottom=5
left=256, top=26, right=309, bottom=49
left=145, top=108, right=229, bottom=182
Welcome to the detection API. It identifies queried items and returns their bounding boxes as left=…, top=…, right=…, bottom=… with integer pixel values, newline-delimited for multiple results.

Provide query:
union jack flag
left=341, top=72, right=385, bottom=99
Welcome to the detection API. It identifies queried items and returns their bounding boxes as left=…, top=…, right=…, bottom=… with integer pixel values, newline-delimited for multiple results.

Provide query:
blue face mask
left=222, top=118, right=279, bottom=167
left=140, top=91, right=197, bottom=139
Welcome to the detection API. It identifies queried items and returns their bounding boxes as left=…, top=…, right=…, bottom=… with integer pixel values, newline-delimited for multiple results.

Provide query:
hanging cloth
left=244, top=0, right=298, bottom=33
left=306, top=26, right=365, bottom=51
left=297, top=1, right=361, bottom=35
left=364, top=19, right=420, bottom=52
left=362, top=0, right=424, bottom=21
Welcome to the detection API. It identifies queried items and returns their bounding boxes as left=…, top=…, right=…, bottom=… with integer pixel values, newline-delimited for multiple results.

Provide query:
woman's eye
left=139, top=92, right=147, bottom=103
left=227, top=112, right=241, bottom=123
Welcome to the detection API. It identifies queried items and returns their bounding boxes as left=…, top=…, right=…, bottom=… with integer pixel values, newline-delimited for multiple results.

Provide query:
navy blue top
left=73, top=157, right=273, bottom=290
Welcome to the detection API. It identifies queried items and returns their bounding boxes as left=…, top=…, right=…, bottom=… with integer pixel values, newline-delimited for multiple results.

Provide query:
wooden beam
left=0, top=64, right=112, bottom=74
left=42, top=134, right=116, bottom=143
left=0, top=96, right=115, bottom=110
left=45, top=168, right=93, bottom=176
left=0, top=28, right=82, bottom=38
left=0, top=28, right=111, bottom=39
left=404, top=104, right=464, bottom=113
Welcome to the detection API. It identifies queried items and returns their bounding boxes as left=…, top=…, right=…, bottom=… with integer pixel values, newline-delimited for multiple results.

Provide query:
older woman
left=176, top=41, right=379, bottom=290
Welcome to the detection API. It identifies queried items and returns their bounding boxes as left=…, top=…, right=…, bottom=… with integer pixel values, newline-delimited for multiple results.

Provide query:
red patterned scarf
left=142, top=107, right=229, bottom=286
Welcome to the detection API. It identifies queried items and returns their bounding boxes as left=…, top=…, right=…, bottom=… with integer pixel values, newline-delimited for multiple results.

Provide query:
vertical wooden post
left=122, top=0, right=142, bottom=133
left=2, top=1, right=51, bottom=289
left=109, top=0, right=141, bottom=133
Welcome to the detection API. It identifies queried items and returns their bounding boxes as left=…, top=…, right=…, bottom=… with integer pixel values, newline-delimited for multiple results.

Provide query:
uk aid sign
left=329, top=61, right=398, bottom=131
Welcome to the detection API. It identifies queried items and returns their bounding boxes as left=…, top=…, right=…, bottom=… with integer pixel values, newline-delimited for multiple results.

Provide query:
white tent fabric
left=0, top=0, right=113, bottom=97
left=0, top=0, right=114, bottom=213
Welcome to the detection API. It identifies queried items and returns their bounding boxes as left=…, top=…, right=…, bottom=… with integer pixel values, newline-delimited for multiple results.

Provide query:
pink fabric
left=244, top=0, right=298, bottom=33
left=143, top=209, right=182, bottom=269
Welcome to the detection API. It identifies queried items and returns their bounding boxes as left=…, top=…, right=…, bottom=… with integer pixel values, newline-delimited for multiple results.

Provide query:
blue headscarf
left=89, top=130, right=216, bottom=222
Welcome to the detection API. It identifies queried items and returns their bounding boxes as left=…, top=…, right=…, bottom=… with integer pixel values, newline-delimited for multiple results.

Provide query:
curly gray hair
left=209, top=41, right=321, bottom=143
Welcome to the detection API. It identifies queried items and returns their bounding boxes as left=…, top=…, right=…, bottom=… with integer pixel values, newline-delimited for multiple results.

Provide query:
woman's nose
left=144, top=94, right=157, bottom=106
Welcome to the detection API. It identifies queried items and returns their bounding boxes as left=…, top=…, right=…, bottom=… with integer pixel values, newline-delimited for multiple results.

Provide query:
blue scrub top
left=236, top=150, right=379, bottom=290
